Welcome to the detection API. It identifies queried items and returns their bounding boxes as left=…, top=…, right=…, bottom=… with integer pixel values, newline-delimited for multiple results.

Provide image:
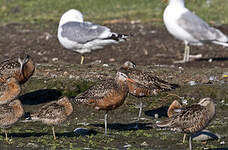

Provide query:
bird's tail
left=212, top=41, right=228, bottom=47
left=105, top=33, right=129, bottom=42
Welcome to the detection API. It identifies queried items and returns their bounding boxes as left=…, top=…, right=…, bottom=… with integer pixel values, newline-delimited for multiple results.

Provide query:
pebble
left=192, top=130, right=220, bottom=141
left=188, top=81, right=197, bottom=86
left=26, top=143, right=39, bottom=148
left=103, top=64, right=109, bottom=67
left=123, top=143, right=132, bottom=148
left=154, top=114, right=159, bottom=119
left=74, top=128, right=90, bottom=136
left=141, top=141, right=149, bottom=147
left=220, top=141, right=225, bottom=145
left=52, top=57, right=58, bottom=62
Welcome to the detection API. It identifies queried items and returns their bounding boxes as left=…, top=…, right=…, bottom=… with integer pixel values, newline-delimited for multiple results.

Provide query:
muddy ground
left=0, top=22, right=228, bottom=149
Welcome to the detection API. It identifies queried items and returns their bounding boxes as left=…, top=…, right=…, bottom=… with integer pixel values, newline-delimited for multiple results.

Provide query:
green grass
left=0, top=0, right=228, bottom=25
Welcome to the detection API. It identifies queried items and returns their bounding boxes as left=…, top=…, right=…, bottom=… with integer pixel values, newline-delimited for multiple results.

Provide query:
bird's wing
left=60, top=21, right=111, bottom=44
left=74, top=79, right=116, bottom=104
left=177, top=11, right=227, bottom=42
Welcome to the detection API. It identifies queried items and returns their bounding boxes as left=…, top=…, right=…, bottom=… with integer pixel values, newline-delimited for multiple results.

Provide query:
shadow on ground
left=19, top=89, right=62, bottom=105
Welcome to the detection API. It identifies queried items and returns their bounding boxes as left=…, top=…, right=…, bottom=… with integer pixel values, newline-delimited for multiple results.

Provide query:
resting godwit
left=163, top=0, right=228, bottom=63
left=119, top=61, right=178, bottom=123
left=0, top=77, right=21, bottom=105
left=0, top=99, right=24, bottom=141
left=58, top=9, right=128, bottom=64
left=28, top=97, right=73, bottom=140
left=0, top=54, right=35, bottom=84
left=74, top=72, right=131, bottom=135
left=157, top=98, right=215, bottom=150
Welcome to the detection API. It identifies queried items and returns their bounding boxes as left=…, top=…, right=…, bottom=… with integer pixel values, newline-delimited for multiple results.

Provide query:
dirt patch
left=0, top=23, right=228, bottom=149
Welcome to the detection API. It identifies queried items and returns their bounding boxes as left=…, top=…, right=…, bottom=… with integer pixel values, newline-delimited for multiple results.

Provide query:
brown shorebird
left=27, top=97, right=73, bottom=140
left=0, top=54, right=35, bottom=84
left=157, top=98, right=215, bottom=150
left=74, top=71, right=132, bottom=135
left=167, top=100, right=187, bottom=143
left=0, top=77, right=21, bottom=105
left=119, top=61, right=178, bottom=124
left=0, top=99, right=24, bottom=141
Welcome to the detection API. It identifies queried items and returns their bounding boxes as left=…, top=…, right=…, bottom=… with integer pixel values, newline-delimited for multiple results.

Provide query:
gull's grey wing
left=61, top=21, right=111, bottom=44
left=178, top=11, right=226, bottom=42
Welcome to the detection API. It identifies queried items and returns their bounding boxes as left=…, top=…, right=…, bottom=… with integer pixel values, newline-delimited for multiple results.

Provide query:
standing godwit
left=58, top=9, right=128, bottom=64
left=0, top=77, right=21, bottom=105
left=27, top=97, right=73, bottom=140
left=0, top=99, right=24, bottom=141
left=119, top=61, right=178, bottom=124
left=74, top=72, right=131, bottom=135
left=157, top=98, right=215, bottom=150
left=0, top=54, right=35, bottom=84
left=163, top=0, right=228, bottom=63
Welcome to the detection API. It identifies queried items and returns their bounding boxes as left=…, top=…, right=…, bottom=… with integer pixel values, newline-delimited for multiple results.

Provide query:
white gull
left=57, top=9, right=128, bottom=64
left=163, top=0, right=228, bottom=63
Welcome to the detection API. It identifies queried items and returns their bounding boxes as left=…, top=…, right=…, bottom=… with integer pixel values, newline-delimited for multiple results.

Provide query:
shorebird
left=74, top=71, right=131, bottom=135
left=0, top=77, right=21, bottom=105
left=0, top=99, right=24, bottom=141
left=57, top=9, right=128, bottom=64
left=157, top=98, right=215, bottom=150
left=0, top=54, right=35, bottom=84
left=119, top=61, right=178, bottom=124
left=27, top=97, right=73, bottom=140
left=163, top=0, right=228, bottom=63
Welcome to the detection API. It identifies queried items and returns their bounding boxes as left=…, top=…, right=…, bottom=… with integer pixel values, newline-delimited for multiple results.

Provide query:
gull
left=164, top=0, right=228, bottom=63
left=58, top=9, right=128, bottom=64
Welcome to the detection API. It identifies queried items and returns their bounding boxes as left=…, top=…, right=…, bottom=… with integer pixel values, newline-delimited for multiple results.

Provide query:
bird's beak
left=127, top=78, right=135, bottom=83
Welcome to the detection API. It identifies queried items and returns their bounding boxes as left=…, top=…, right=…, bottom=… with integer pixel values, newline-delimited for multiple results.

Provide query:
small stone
left=52, top=57, right=58, bottom=62
left=123, top=143, right=131, bottom=148
left=192, top=130, right=219, bottom=141
left=109, top=58, right=115, bottom=62
left=182, top=99, right=188, bottom=105
left=103, top=64, right=109, bottom=67
left=154, top=114, right=159, bottom=119
left=26, top=143, right=39, bottom=148
left=74, top=128, right=90, bottom=136
left=63, top=71, right=69, bottom=76
left=220, top=141, right=225, bottom=145
left=188, top=81, right=197, bottom=86
left=141, top=141, right=149, bottom=147
left=69, top=75, right=74, bottom=79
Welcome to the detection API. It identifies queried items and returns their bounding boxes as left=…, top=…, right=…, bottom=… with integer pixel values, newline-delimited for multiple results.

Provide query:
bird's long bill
left=126, top=78, right=135, bottom=83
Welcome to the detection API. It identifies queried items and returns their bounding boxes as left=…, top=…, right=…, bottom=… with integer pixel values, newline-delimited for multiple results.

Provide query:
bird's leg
left=52, top=126, right=56, bottom=140
left=4, top=130, right=8, bottom=142
left=182, top=133, right=186, bottom=143
left=104, top=111, right=108, bottom=136
left=137, top=100, right=143, bottom=127
left=189, top=135, right=192, bottom=150
left=174, top=42, right=190, bottom=63
left=80, top=55, right=85, bottom=65
left=184, top=42, right=190, bottom=62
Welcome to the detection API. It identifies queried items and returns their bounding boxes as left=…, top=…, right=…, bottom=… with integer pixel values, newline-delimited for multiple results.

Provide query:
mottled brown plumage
left=119, top=61, right=178, bottom=124
left=0, top=99, right=24, bottom=141
left=74, top=72, right=130, bottom=135
left=0, top=77, right=21, bottom=105
left=157, top=98, right=215, bottom=150
left=29, top=97, right=73, bottom=140
left=0, top=54, right=35, bottom=85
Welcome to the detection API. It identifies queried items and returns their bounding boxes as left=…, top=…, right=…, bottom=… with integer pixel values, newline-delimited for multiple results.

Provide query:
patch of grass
left=0, top=0, right=228, bottom=25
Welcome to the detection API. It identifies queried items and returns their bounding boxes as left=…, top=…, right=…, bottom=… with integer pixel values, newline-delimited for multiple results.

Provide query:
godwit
left=27, top=97, right=73, bottom=140
left=74, top=72, right=131, bottom=135
left=0, top=99, right=24, bottom=141
left=0, top=54, right=35, bottom=84
left=157, top=98, right=215, bottom=150
left=0, top=77, right=21, bottom=105
left=57, top=9, right=128, bottom=64
left=119, top=61, right=178, bottom=124
left=163, top=0, right=228, bottom=63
